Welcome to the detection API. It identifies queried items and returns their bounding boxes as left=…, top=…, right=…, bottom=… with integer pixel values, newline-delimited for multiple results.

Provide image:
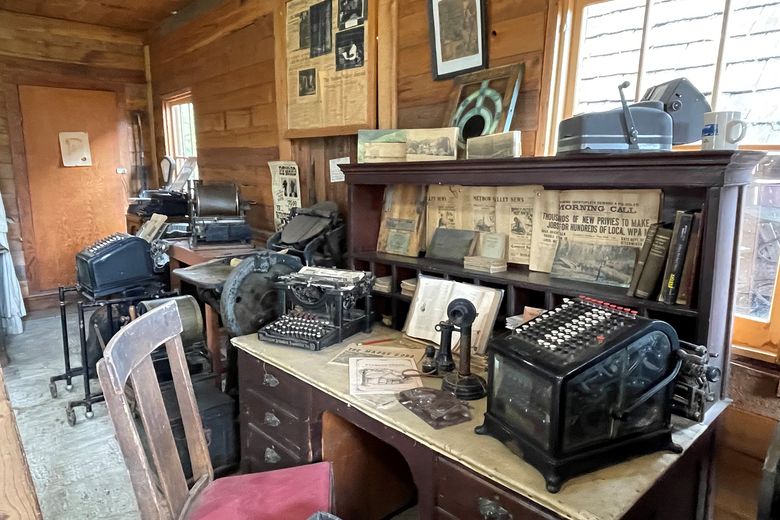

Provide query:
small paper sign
left=329, top=157, right=350, bottom=183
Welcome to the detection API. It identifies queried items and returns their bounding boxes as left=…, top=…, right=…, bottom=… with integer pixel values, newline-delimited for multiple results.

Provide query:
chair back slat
left=97, top=301, right=215, bottom=520
left=131, top=355, right=190, bottom=516
left=165, top=335, right=213, bottom=482
left=97, top=360, right=171, bottom=520
left=102, top=302, right=184, bottom=389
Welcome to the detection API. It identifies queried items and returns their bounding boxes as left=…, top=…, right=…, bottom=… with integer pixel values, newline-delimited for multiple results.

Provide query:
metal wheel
left=220, top=253, right=301, bottom=337
left=66, top=408, right=76, bottom=427
left=49, top=382, right=58, bottom=399
left=85, top=410, right=94, bottom=420
left=65, top=383, right=73, bottom=391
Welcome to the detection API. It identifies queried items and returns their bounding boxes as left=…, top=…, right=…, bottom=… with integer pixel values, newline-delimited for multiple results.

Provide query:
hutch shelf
left=341, top=150, right=765, bottom=405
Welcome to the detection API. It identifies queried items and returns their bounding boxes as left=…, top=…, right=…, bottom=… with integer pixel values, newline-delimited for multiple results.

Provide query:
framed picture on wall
left=428, top=0, right=487, bottom=80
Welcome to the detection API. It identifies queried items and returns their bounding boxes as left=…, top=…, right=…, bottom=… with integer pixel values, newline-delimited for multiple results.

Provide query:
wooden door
left=19, top=85, right=127, bottom=292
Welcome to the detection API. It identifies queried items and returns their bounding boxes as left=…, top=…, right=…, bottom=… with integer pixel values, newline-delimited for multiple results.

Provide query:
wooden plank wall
left=147, top=0, right=279, bottom=232
left=396, top=0, right=548, bottom=155
left=0, top=10, right=150, bottom=296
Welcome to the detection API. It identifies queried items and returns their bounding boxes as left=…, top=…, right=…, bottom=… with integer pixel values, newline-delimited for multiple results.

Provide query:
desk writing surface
left=232, top=327, right=715, bottom=520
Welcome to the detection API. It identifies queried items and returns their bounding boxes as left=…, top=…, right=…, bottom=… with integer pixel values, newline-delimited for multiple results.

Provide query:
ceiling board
left=0, top=0, right=195, bottom=31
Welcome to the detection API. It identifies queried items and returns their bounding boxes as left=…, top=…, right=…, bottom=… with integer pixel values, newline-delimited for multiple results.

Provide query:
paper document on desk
left=328, top=343, right=424, bottom=366
left=349, top=357, right=422, bottom=395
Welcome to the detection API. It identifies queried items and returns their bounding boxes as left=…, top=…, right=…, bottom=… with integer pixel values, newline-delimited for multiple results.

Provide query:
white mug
left=701, top=111, right=748, bottom=150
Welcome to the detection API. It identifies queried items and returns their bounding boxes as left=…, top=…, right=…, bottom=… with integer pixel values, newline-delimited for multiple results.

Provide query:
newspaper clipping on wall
left=530, top=189, right=662, bottom=287
left=286, top=0, right=369, bottom=133
left=268, top=161, right=302, bottom=230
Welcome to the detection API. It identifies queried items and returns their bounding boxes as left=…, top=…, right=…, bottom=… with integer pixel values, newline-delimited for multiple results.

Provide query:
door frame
left=1, top=60, right=140, bottom=294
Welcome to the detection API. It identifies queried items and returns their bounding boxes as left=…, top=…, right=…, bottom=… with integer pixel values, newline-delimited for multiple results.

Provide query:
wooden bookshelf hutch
left=341, top=150, right=766, bottom=405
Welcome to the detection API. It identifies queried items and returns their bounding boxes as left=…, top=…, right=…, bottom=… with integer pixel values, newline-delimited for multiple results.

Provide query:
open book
left=403, top=275, right=503, bottom=354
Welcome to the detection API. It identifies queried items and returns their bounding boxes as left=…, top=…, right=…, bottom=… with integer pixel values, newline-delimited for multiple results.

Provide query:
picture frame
left=427, top=0, right=488, bottom=81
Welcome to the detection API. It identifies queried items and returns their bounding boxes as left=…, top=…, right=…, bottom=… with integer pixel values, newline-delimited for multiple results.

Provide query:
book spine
left=660, top=212, right=694, bottom=304
left=627, top=223, right=660, bottom=296
left=635, top=228, right=673, bottom=299
left=657, top=211, right=683, bottom=303
left=676, top=212, right=703, bottom=306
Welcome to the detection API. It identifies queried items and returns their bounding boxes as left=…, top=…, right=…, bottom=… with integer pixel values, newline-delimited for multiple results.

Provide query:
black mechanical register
left=477, top=297, right=682, bottom=493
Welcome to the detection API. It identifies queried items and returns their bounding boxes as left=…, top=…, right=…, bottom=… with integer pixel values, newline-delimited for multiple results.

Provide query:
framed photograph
left=335, top=27, right=365, bottom=71
left=309, top=0, right=332, bottom=58
left=338, top=0, right=365, bottom=29
left=427, top=0, right=487, bottom=80
left=298, top=68, right=317, bottom=96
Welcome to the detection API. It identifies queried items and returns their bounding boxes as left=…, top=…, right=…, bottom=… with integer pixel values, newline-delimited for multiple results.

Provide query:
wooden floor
left=0, top=367, right=41, bottom=519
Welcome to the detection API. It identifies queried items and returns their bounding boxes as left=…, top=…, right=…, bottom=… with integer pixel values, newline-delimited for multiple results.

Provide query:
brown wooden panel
left=0, top=0, right=192, bottom=30
left=436, top=457, right=557, bottom=520
left=0, top=369, right=42, bottom=519
left=323, top=412, right=416, bottom=520
left=18, top=85, right=128, bottom=291
left=0, top=11, right=144, bottom=71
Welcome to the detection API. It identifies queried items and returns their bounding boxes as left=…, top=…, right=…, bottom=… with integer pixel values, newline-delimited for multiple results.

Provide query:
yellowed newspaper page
left=495, top=185, right=543, bottom=265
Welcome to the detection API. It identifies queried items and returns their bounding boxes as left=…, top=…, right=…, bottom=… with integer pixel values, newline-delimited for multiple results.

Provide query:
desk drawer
left=242, top=422, right=303, bottom=473
left=241, top=385, right=309, bottom=456
left=238, top=349, right=312, bottom=411
left=436, top=457, right=557, bottom=520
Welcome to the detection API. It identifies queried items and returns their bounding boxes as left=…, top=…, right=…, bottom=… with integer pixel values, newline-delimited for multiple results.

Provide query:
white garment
left=0, top=192, right=26, bottom=335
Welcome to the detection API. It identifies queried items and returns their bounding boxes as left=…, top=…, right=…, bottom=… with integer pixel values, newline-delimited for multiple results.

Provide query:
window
left=162, top=91, right=198, bottom=177
left=561, top=0, right=780, bottom=147
left=733, top=158, right=780, bottom=361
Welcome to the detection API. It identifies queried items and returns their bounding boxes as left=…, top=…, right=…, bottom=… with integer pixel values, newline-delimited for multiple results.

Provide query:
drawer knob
left=478, top=497, right=512, bottom=520
left=263, top=373, right=280, bottom=387
left=264, top=412, right=281, bottom=427
left=264, top=447, right=282, bottom=464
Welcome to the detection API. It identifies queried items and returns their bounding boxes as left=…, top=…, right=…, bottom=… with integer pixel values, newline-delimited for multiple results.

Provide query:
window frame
left=554, top=0, right=780, bottom=151
left=161, top=89, right=198, bottom=174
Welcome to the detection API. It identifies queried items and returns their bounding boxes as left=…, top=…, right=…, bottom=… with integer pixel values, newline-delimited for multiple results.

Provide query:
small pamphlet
left=328, top=343, right=425, bottom=366
left=349, top=357, right=422, bottom=396
left=329, top=157, right=349, bottom=183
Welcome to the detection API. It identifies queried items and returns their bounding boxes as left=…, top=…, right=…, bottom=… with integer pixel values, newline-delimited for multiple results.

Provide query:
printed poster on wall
left=286, top=0, right=370, bottom=134
left=269, top=161, right=302, bottom=230
left=58, top=132, right=93, bottom=167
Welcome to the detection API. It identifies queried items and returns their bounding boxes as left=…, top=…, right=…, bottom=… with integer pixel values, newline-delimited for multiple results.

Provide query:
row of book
left=627, top=210, right=703, bottom=306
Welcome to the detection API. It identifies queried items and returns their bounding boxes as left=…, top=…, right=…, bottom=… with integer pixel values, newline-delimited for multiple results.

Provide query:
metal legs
left=50, top=287, right=106, bottom=426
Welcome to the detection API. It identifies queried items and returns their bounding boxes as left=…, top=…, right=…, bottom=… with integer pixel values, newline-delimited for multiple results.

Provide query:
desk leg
left=205, top=304, right=222, bottom=386
left=169, top=258, right=182, bottom=292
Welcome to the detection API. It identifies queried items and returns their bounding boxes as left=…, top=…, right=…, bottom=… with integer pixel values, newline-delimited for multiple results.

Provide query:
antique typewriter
left=76, top=233, right=158, bottom=298
left=258, top=267, right=374, bottom=350
left=477, top=296, right=683, bottom=493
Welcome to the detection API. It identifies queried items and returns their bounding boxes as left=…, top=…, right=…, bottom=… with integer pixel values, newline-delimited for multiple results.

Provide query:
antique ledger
left=377, top=185, right=427, bottom=257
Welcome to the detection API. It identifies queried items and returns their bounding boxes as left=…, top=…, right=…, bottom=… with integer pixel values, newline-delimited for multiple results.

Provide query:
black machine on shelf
left=189, top=181, right=253, bottom=248
left=75, top=233, right=161, bottom=298
left=266, top=201, right=345, bottom=266
left=476, top=296, right=683, bottom=493
left=258, top=267, right=374, bottom=351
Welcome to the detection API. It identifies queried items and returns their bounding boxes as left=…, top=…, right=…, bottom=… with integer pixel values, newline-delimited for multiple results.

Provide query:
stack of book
left=464, top=256, right=508, bottom=273
left=374, top=276, right=392, bottom=294
left=400, top=278, right=418, bottom=298
left=627, top=210, right=703, bottom=306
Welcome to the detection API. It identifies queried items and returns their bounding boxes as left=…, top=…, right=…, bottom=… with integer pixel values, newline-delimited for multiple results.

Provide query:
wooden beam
left=274, top=0, right=292, bottom=160
left=377, top=0, right=398, bottom=129
left=0, top=369, right=42, bottom=519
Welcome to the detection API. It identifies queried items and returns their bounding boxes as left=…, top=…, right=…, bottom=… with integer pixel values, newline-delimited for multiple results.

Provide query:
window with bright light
left=733, top=157, right=780, bottom=362
left=162, top=91, right=198, bottom=177
left=567, top=0, right=780, bottom=146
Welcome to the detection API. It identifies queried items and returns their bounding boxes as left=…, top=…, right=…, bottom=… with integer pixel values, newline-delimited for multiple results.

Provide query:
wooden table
left=167, top=239, right=255, bottom=379
left=0, top=369, right=41, bottom=519
left=233, top=328, right=724, bottom=520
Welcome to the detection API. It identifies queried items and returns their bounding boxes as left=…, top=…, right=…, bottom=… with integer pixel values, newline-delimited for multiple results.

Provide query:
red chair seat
left=189, top=462, right=333, bottom=520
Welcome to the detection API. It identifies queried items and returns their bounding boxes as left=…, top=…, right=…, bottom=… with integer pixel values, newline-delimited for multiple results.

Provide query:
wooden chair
left=97, top=301, right=333, bottom=520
